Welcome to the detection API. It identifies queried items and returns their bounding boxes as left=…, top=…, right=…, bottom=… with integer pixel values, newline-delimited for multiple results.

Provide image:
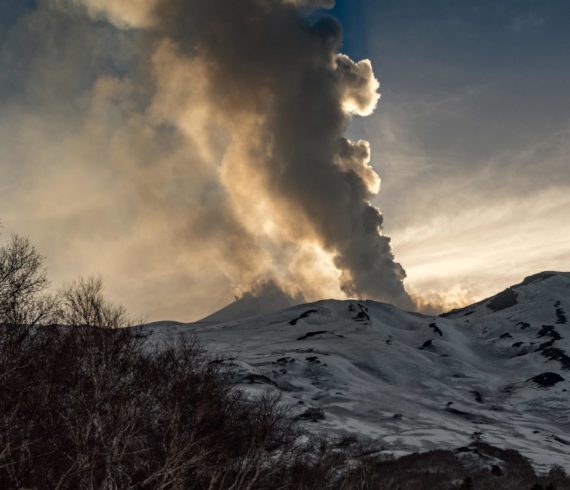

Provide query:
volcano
left=145, top=271, right=570, bottom=471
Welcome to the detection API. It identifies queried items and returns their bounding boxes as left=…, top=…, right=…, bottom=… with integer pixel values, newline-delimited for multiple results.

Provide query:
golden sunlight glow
left=392, top=187, right=570, bottom=312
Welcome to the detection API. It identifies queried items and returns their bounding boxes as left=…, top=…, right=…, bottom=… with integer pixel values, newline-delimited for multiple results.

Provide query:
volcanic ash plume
left=70, top=0, right=413, bottom=311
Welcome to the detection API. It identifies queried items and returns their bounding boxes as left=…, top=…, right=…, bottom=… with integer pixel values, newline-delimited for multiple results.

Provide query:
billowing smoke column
left=77, top=0, right=413, bottom=310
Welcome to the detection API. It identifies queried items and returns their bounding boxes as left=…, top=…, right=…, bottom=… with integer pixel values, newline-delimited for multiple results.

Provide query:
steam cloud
left=1, top=0, right=412, bottom=319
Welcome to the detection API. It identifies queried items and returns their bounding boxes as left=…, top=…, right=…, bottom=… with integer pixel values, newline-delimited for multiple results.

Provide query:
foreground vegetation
left=1, top=233, right=569, bottom=489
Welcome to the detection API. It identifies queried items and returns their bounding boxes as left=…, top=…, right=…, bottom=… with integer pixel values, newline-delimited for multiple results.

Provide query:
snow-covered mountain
left=199, top=281, right=301, bottom=323
left=145, top=271, right=570, bottom=471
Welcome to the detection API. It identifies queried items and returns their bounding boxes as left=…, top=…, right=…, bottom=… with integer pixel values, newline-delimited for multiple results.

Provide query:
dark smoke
left=4, top=0, right=413, bottom=317
left=147, top=0, right=413, bottom=309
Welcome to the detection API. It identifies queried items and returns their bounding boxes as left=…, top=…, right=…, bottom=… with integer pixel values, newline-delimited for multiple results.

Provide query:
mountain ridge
left=144, top=271, right=570, bottom=471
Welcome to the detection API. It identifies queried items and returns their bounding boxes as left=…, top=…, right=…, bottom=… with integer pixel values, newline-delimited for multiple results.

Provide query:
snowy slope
left=145, top=271, right=570, bottom=471
left=200, top=283, right=300, bottom=323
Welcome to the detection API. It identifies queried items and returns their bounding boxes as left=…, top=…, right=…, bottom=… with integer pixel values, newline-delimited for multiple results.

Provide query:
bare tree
left=58, top=276, right=130, bottom=329
left=0, top=234, right=55, bottom=326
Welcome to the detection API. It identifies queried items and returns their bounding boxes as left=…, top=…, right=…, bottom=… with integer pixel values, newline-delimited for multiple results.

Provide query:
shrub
left=0, top=322, right=304, bottom=489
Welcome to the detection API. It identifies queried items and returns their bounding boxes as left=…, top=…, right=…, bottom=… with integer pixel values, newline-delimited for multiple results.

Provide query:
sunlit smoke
left=409, top=286, right=479, bottom=315
left=0, top=0, right=413, bottom=319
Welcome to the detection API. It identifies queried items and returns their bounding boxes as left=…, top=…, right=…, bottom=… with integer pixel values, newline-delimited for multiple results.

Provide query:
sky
left=0, top=0, right=568, bottom=320
left=331, top=0, right=570, bottom=308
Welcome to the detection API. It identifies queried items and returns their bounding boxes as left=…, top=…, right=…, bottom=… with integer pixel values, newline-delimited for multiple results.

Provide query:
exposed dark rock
left=487, top=288, right=518, bottom=312
left=296, top=407, right=325, bottom=422
left=535, top=325, right=562, bottom=351
left=517, top=322, right=531, bottom=330
left=429, top=322, right=443, bottom=336
left=471, top=431, right=483, bottom=442
left=555, top=306, right=567, bottom=325
left=274, top=357, right=295, bottom=366
left=297, top=330, right=329, bottom=341
left=534, top=325, right=570, bottom=368
left=420, top=339, right=433, bottom=350
left=354, top=311, right=370, bottom=322
left=351, top=303, right=371, bottom=323
left=552, top=435, right=570, bottom=446
left=441, top=304, right=474, bottom=317
left=289, top=309, right=319, bottom=326
left=528, top=372, right=564, bottom=388
left=239, top=374, right=276, bottom=386
left=471, top=390, right=483, bottom=403
left=521, top=272, right=558, bottom=286
left=446, top=407, right=491, bottom=424
left=499, top=333, right=513, bottom=339
left=538, top=325, right=562, bottom=341
left=540, top=347, right=570, bottom=370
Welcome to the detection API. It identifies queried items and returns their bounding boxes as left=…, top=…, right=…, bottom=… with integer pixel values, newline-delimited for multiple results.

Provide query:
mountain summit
left=146, top=272, right=570, bottom=471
